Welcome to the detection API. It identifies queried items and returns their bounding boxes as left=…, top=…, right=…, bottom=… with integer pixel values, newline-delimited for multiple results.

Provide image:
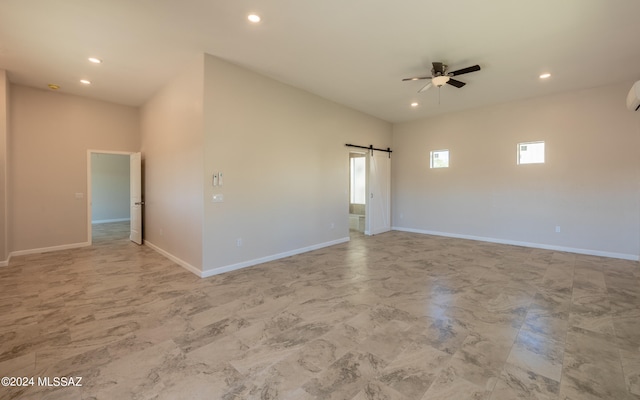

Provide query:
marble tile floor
left=1, top=222, right=640, bottom=399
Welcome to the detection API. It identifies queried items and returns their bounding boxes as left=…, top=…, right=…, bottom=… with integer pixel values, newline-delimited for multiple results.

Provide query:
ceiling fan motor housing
left=431, top=62, right=447, bottom=75
left=430, top=63, right=450, bottom=86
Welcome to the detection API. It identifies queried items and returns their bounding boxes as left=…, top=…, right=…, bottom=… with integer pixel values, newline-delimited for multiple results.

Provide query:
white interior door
left=130, top=152, right=143, bottom=245
left=366, top=150, right=391, bottom=235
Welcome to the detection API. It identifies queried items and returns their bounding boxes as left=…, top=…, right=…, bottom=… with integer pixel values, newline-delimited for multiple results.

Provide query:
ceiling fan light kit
left=431, top=75, right=450, bottom=87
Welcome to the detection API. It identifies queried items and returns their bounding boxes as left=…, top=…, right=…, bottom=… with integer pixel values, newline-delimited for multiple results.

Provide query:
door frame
left=86, top=149, right=138, bottom=245
left=348, top=151, right=367, bottom=234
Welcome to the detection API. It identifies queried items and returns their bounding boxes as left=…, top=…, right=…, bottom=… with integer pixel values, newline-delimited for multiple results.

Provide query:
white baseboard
left=202, top=237, right=350, bottom=278
left=392, top=226, right=639, bottom=261
left=201, top=237, right=351, bottom=278
left=144, top=240, right=202, bottom=277
left=92, top=218, right=131, bottom=224
left=0, top=255, right=9, bottom=267
left=144, top=237, right=350, bottom=278
left=9, top=242, right=91, bottom=259
left=145, top=237, right=351, bottom=278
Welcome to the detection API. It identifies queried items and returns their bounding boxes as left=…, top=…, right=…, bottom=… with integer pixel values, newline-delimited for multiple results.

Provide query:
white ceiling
left=1, top=0, right=640, bottom=123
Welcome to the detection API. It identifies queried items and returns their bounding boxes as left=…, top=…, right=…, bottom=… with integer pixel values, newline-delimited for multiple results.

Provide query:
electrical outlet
left=555, top=226, right=561, bottom=233
left=236, top=238, right=243, bottom=247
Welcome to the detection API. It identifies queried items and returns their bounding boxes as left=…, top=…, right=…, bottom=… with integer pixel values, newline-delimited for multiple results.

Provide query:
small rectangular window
left=430, top=149, right=449, bottom=168
left=517, top=141, right=545, bottom=164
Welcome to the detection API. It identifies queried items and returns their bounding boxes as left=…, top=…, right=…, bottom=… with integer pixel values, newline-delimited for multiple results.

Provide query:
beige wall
left=392, top=81, right=640, bottom=259
left=91, top=153, right=130, bottom=223
left=0, top=70, right=8, bottom=263
left=11, top=55, right=635, bottom=270
left=140, top=55, right=204, bottom=270
left=201, top=54, right=392, bottom=274
left=9, top=85, right=139, bottom=253
left=139, top=53, right=391, bottom=275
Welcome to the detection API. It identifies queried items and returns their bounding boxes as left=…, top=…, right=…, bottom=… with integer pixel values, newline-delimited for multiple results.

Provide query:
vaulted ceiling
left=1, top=0, right=639, bottom=123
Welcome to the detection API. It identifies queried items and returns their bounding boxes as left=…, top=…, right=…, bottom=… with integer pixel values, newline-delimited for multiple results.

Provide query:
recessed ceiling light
left=80, top=79, right=91, bottom=85
left=539, top=73, right=551, bottom=79
left=411, top=102, right=419, bottom=107
left=48, top=83, right=60, bottom=90
left=248, top=14, right=261, bottom=23
left=88, top=57, right=102, bottom=64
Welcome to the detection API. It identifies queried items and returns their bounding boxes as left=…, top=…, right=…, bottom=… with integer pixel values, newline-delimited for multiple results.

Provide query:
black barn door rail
left=345, top=144, right=392, bottom=158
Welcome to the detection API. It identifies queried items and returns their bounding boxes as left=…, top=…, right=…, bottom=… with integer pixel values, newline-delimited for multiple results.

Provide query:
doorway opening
left=87, top=150, right=141, bottom=245
left=349, top=152, right=366, bottom=235
left=348, top=147, right=391, bottom=237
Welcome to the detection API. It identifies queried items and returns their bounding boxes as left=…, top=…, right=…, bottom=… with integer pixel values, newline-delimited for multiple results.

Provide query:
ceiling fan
left=403, top=62, right=481, bottom=93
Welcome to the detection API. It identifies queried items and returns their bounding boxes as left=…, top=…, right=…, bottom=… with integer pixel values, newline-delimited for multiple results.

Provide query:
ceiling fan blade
left=418, top=82, right=433, bottom=93
left=402, top=76, right=431, bottom=81
left=447, top=79, right=466, bottom=88
left=449, top=65, right=481, bottom=76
